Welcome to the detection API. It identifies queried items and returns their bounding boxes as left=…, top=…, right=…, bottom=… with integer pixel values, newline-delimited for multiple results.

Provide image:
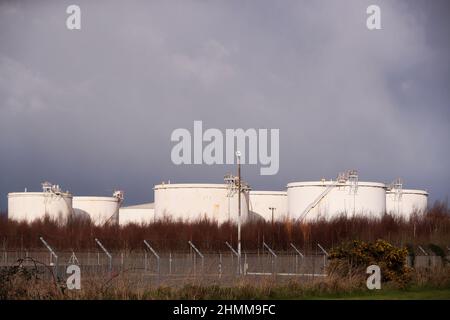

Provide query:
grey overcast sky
left=0, top=0, right=449, bottom=210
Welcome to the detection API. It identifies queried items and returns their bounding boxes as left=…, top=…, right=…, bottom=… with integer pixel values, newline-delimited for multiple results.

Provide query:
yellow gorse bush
left=329, top=239, right=412, bottom=287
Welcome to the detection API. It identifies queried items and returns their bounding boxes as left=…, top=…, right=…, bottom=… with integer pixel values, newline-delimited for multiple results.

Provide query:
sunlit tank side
left=287, top=180, right=386, bottom=221
left=72, top=191, right=123, bottom=226
left=386, top=189, right=428, bottom=218
left=248, top=191, right=288, bottom=222
left=7, top=182, right=73, bottom=224
left=119, top=202, right=154, bottom=226
left=154, top=183, right=249, bottom=224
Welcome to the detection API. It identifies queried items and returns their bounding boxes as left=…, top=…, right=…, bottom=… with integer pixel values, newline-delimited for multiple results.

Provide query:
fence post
left=263, top=242, right=277, bottom=275
left=188, top=241, right=204, bottom=276
left=39, top=237, right=58, bottom=279
left=225, top=241, right=239, bottom=275
left=95, top=238, right=112, bottom=275
left=143, top=240, right=161, bottom=280
left=317, top=243, right=329, bottom=275
left=290, top=243, right=304, bottom=275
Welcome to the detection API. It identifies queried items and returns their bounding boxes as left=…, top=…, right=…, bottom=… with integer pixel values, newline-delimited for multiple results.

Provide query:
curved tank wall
left=8, top=192, right=73, bottom=223
left=287, top=181, right=386, bottom=221
left=248, top=191, right=287, bottom=222
left=72, top=196, right=120, bottom=225
left=386, top=189, right=428, bottom=218
left=119, top=203, right=154, bottom=226
left=154, top=183, right=249, bottom=224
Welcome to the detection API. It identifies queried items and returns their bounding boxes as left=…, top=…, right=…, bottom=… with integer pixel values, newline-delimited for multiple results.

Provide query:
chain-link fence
left=1, top=246, right=447, bottom=286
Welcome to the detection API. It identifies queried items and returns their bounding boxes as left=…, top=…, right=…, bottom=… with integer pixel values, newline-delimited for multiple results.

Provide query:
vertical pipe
left=237, top=153, right=241, bottom=275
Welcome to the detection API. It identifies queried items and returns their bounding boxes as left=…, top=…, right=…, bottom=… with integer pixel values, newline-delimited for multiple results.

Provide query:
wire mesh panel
left=1, top=250, right=446, bottom=287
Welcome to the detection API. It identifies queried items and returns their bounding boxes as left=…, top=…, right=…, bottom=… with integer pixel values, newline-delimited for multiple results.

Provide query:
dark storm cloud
left=0, top=0, right=449, bottom=210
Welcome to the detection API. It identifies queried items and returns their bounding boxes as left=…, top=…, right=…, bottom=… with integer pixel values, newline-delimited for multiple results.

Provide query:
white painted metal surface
left=154, top=183, right=249, bottom=224
left=287, top=181, right=386, bottom=221
left=119, top=202, right=154, bottom=226
left=248, top=191, right=288, bottom=221
left=386, top=189, right=428, bottom=217
left=72, top=195, right=121, bottom=225
left=8, top=183, right=73, bottom=223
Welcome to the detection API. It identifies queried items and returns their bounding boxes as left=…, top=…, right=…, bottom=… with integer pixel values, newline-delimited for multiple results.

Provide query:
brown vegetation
left=0, top=202, right=449, bottom=252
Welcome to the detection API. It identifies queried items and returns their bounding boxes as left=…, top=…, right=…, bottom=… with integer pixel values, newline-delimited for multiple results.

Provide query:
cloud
left=0, top=0, right=448, bottom=209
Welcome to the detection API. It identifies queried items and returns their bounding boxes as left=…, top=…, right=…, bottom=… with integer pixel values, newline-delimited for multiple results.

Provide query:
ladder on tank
left=296, top=170, right=358, bottom=223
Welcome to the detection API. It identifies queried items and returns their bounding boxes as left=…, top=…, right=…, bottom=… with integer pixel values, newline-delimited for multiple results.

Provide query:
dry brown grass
left=2, top=263, right=449, bottom=300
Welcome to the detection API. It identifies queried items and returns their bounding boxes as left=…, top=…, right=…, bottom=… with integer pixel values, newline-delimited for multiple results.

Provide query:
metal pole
left=95, top=238, right=112, bottom=274
left=290, top=243, right=304, bottom=274
left=263, top=242, right=277, bottom=275
left=237, top=151, right=242, bottom=275
left=188, top=241, right=204, bottom=275
left=225, top=241, right=239, bottom=256
left=269, top=207, right=275, bottom=226
left=225, top=241, right=239, bottom=275
left=144, top=240, right=160, bottom=277
left=317, top=243, right=329, bottom=256
left=39, top=237, right=58, bottom=278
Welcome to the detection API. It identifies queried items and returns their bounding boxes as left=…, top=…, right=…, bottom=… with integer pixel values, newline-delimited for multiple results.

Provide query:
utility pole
left=269, top=207, right=275, bottom=226
left=236, top=151, right=242, bottom=275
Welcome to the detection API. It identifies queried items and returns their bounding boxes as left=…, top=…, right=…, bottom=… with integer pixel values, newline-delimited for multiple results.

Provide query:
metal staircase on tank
left=387, top=178, right=403, bottom=215
left=104, top=190, right=124, bottom=225
left=296, top=170, right=358, bottom=223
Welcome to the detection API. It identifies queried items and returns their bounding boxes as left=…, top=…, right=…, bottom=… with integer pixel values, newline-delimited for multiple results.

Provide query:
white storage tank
left=287, top=174, right=386, bottom=221
left=73, top=191, right=123, bottom=226
left=154, top=183, right=249, bottom=224
left=248, top=191, right=288, bottom=222
left=386, top=189, right=428, bottom=218
left=119, top=203, right=155, bottom=226
left=8, top=182, right=73, bottom=224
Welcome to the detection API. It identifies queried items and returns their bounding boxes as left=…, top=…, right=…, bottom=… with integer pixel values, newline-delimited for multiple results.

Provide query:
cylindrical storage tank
left=154, top=183, right=249, bottom=224
left=386, top=189, right=428, bottom=218
left=8, top=192, right=73, bottom=223
left=248, top=191, right=288, bottom=222
left=119, top=203, right=155, bottom=226
left=72, top=196, right=121, bottom=226
left=287, top=181, right=386, bottom=221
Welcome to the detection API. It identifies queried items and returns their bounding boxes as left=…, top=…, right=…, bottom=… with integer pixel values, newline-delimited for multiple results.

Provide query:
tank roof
left=387, top=189, right=428, bottom=195
left=154, top=183, right=229, bottom=190
left=121, top=202, right=154, bottom=209
left=73, top=196, right=119, bottom=202
left=286, top=181, right=386, bottom=188
left=8, top=192, right=72, bottom=197
left=249, top=190, right=287, bottom=195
